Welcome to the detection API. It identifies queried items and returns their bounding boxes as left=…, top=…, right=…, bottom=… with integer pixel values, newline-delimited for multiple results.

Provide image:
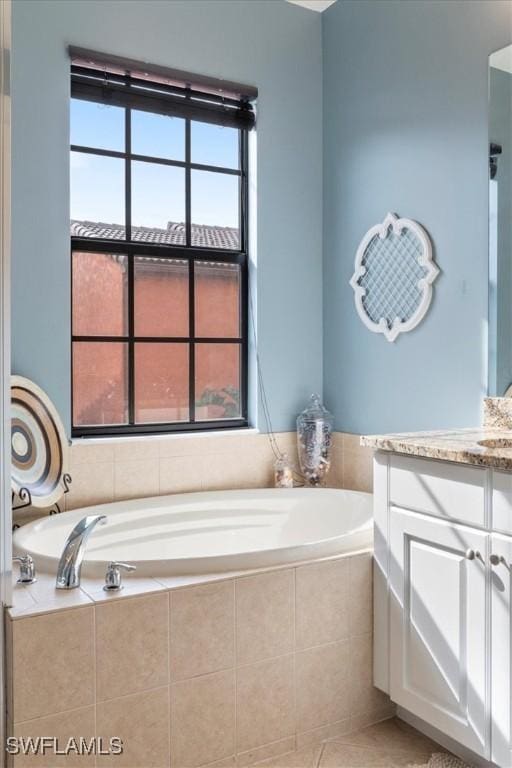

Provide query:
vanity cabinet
left=389, top=507, right=487, bottom=757
left=374, top=453, right=512, bottom=766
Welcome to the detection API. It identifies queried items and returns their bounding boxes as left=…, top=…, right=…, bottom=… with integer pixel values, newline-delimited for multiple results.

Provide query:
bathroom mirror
left=489, top=44, right=512, bottom=396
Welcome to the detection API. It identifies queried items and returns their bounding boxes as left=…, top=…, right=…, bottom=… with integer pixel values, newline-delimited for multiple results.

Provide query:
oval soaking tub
left=13, top=487, right=373, bottom=578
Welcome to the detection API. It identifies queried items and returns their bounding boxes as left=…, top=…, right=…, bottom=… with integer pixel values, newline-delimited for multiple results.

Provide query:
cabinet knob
left=490, top=553, right=506, bottom=567
left=465, top=549, right=476, bottom=560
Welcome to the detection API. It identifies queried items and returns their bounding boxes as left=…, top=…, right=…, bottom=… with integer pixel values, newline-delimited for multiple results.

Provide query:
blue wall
left=11, top=0, right=323, bottom=436
left=13, top=0, right=512, bottom=438
left=322, top=0, right=512, bottom=434
left=489, top=66, right=512, bottom=397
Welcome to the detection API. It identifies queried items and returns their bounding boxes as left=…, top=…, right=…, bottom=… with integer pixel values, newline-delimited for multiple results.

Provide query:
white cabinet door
left=390, top=507, right=488, bottom=758
left=491, top=533, right=512, bottom=768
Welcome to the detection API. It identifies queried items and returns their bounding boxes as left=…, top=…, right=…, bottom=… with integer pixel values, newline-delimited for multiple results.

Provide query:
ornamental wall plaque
left=11, top=376, right=70, bottom=508
left=349, top=212, right=439, bottom=342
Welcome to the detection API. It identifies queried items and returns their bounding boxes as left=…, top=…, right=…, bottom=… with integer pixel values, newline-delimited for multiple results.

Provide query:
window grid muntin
left=71, top=90, right=248, bottom=437
left=71, top=245, right=247, bottom=435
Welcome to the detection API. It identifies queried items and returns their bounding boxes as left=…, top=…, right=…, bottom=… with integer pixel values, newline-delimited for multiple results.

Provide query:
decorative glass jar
left=274, top=453, right=294, bottom=488
left=296, top=394, right=333, bottom=487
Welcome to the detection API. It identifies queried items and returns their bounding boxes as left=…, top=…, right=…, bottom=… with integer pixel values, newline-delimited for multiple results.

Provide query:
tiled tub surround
left=13, top=431, right=374, bottom=526
left=6, top=551, right=394, bottom=768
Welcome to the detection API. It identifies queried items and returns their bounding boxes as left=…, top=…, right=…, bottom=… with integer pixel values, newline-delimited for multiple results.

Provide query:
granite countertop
left=361, top=427, right=512, bottom=470
left=361, top=397, right=512, bottom=470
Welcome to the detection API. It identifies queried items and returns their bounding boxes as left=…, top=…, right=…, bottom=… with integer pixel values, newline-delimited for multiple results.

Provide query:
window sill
left=71, top=426, right=259, bottom=447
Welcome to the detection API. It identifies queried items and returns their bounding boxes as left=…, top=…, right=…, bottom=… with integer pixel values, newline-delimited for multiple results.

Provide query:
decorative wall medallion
left=350, top=212, right=439, bottom=342
left=11, top=376, right=69, bottom=508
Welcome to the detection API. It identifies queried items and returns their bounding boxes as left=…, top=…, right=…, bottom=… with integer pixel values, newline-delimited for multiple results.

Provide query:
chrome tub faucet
left=56, top=514, right=107, bottom=589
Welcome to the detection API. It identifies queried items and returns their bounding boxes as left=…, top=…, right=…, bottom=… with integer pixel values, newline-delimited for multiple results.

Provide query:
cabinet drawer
left=390, top=455, right=486, bottom=527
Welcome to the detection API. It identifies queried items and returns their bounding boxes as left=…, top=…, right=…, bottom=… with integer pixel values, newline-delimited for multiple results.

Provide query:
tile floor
left=258, top=718, right=458, bottom=768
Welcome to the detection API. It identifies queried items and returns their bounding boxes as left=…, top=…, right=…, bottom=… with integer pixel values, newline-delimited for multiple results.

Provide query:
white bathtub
left=13, top=487, right=373, bottom=577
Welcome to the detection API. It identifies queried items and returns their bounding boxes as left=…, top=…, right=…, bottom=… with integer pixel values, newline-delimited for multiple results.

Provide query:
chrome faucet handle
left=13, top=554, right=37, bottom=584
left=103, top=561, right=137, bottom=592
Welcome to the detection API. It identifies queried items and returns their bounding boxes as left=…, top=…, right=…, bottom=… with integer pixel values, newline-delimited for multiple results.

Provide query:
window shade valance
left=69, top=47, right=257, bottom=131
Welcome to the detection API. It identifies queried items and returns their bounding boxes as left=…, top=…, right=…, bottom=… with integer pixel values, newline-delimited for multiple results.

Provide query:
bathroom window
left=70, top=55, right=254, bottom=436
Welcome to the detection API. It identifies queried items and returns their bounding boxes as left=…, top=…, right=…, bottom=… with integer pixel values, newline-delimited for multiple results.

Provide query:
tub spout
left=56, top=515, right=107, bottom=589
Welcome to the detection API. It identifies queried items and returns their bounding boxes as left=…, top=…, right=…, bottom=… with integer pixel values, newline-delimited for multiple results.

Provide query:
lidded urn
left=296, top=394, right=333, bottom=487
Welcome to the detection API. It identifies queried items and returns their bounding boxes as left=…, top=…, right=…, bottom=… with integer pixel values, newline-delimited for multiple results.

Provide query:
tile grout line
left=238, top=736, right=298, bottom=767
left=12, top=700, right=97, bottom=729
left=168, top=590, right=172, bottom=766
left=234, top=578, right=239, bottom=760
left=92, top=604, right=97, bottom=768
left=293, top=565, right=298, bottom=754
left=95, top=682, right=170, bottom=707
left=315, top=740, right=326, bottom=768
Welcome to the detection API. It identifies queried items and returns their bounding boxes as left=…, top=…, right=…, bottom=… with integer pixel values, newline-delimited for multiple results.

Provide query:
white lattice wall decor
left=349, top=212, right=439, bottom=342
